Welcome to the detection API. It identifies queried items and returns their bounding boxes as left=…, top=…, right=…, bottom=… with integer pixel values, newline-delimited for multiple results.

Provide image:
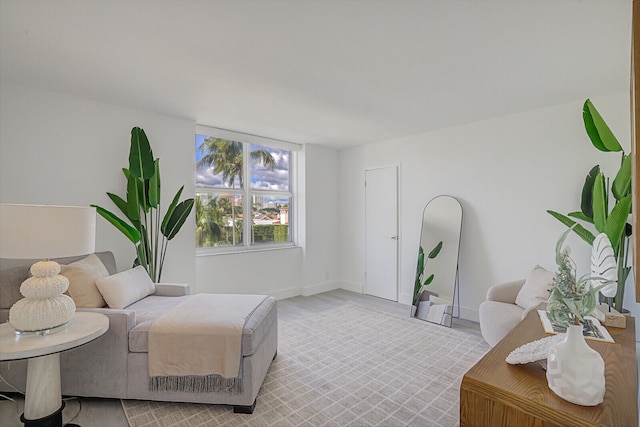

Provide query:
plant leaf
left=428, top=241, right=443, bottom=259
left=568, top=211, right=593, bottom=223
left=612, top=154, right=632, bottom=200
left=129, top=127, right=155, bottom=179
left=149, top=159, right=160, bottom=208
left=583, top=99, right=622, bottom=152
left=546, top=210, right=595, bottom=245
left=136, top=242, right=148, bottom=270
left=423, top=274, right=434, bottom=286
left=592, top=172, right=607, bottom=233
left=415, top=246, right=425, bottom=294
left=126, top=174, right=140, bottom=220
left=580, top=165, right=599, bottom=219
left=161, top=186, right=184, bottom=232
left=604, top=195, right=632, bottom=253
left=162, top=199, right=194, bottom=240
left=555, top=226, right=574, bottom=265
left=590, top=233, right=617, bottom=297
left=107, top=192, right=129, bottom=219
left=91, top=205, right=141, bottom=243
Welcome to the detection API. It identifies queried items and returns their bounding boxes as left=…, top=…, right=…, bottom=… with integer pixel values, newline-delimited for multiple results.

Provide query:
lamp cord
left=1, top=368, right=82, bottom=424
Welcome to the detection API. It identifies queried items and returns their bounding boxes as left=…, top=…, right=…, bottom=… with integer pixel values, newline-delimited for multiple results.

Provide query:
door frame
left=364, top=163, right=401, bottom=301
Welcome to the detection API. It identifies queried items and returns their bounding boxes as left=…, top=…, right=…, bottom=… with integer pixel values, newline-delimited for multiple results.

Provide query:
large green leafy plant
left=92, top=127, right=194, bottom=282
left=547, top=99, right=632, bottom=313
left=412, top=241, right=443, bottom=306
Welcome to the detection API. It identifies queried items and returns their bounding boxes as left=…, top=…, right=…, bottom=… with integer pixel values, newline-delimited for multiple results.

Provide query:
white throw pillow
left=60, top=254, right=109, bottom=308
left=95, top=266, right=156, bottom=309
left=515, top=265, right=554, bottom=310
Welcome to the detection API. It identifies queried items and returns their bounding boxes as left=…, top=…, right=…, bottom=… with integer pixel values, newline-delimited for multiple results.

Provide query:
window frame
left=195, top=125, right=300, bottom=254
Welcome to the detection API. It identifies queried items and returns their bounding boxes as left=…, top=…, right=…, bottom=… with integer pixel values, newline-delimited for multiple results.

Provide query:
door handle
left=390, top=236, right=398, bottom=240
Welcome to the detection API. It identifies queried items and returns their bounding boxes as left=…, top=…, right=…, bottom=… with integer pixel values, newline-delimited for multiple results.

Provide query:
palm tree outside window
left=195, top=131, right=293, bottom=250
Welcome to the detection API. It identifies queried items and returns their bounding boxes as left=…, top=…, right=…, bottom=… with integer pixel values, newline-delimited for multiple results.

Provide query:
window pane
left=196, top=192, right=244, bottom=248
left=251, top=196, right=291, bottom=244
left=250, top=144, right=289, bottom=191
left=196, top=135, right=244, bottom=189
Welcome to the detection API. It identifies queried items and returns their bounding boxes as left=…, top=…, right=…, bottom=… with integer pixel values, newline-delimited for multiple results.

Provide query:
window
left=195, top=126, right=298, bottom=251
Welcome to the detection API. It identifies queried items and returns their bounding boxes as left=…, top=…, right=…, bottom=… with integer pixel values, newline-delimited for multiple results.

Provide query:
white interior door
left=365, top=166, right=398, bottom=301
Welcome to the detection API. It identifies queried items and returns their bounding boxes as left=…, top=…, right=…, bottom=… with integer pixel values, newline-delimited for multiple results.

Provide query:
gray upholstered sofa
left=0, top=252, right=277, bottom=413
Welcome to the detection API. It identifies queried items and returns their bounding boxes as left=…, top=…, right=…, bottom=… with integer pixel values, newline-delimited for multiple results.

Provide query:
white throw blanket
left=148, top=293, right=267, bottom=393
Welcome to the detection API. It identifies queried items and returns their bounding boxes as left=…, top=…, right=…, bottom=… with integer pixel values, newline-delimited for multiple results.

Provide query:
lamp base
left=13, top=322, right=69, bottom=336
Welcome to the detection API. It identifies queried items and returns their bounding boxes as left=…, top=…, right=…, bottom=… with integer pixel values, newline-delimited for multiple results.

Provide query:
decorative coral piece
left=590, top=233, right=617, bottom=298
left=9, top=260, right=76, bottom=332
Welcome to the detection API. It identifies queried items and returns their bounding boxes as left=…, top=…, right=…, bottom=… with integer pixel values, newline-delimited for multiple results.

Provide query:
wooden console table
left=461, top=309, right=638, bottom=427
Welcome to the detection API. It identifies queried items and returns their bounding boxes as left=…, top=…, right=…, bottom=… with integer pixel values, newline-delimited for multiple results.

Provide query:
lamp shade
left=0, top=204, right=96, bottom=259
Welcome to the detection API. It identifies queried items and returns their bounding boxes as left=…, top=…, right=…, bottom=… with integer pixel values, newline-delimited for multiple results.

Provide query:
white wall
left=302, top=144, right=339, bottom=294
left=1, top=82, right=342, bottom=300
left=195, top=143, right=340, bottom=298
left=4, top=80, right=634, bottom=326
left=338, top=92, right=636, bottom=323
left=0, top=82, right=197, bottom=286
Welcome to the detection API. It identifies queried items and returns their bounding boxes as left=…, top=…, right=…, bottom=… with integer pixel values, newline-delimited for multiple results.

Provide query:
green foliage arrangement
left=547, top=99, right=632, bottom=312
left=547, top=228, right=609, bottom=327
left=92, top=127, right=194, bottom=282
left=412, top=241, right=443, bottom=306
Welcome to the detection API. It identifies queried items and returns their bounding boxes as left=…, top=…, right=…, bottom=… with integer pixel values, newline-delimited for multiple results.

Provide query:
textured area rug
left=121, top=302, right=489, bottom=427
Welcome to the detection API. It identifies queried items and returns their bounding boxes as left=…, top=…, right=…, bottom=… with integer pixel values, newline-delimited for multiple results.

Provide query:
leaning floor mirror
left=411, top=195, right=462, bottom=327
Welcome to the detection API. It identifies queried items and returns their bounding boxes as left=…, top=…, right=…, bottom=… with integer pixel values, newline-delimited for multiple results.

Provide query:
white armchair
left=478, top=279, right=526, bottom=347
left=478, top=266, right=554, bottom=347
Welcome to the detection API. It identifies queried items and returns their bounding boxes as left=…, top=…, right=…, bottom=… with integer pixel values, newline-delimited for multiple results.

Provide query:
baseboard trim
left=302, top=281, right=340, bottom=296
left=399, top=292, right=413, bottom=306
left=458, top=306, right=479, bottom=323
left=271, top=287, right=303, bottom=300
left=338, top=281, right=363, bottom=294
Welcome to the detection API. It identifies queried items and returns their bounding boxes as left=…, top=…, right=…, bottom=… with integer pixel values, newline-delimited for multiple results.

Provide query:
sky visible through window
left=195, top=135, right=290, bottom=194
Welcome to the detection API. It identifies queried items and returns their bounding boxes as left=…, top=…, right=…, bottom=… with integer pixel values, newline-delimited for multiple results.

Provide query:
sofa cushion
left=60, top=254, right=109, bottom=308
left=96, top=266, right=156, bottom=309
left=515, top=265, right=554, bottom=310
left=127, top=295, right=277, bottom=357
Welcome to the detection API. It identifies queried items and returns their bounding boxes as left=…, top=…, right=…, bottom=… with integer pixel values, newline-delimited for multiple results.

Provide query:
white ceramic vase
left=546, top=324, right=605, bottom=406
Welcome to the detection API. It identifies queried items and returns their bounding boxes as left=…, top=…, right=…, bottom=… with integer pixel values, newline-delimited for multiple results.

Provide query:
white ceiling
left=0, top=0, right=632, bottom=148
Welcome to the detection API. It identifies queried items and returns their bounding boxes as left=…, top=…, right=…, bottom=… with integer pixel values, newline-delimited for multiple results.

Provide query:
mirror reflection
left=411, top=195, right=462, bottom=327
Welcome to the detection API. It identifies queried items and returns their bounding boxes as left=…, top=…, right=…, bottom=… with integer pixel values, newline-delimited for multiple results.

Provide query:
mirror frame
left=412, top=195, right=463, bottom=327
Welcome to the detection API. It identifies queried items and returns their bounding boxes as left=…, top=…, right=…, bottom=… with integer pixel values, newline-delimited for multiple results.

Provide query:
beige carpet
left=121, top=301, right=489, bottom=427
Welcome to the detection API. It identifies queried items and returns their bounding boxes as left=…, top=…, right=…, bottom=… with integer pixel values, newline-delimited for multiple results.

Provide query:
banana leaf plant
left=547, top=99, right=632, bottom=313
left=412, top=241, right=443, bottom=306
left=92, top=127, right=194, bottom=282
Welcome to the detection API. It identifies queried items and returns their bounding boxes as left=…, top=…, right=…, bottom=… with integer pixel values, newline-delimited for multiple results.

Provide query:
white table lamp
left=0, top=204, right=96, bottom=334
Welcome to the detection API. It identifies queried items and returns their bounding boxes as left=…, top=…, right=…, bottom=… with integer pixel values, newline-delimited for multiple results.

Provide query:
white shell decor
left=8, top=259, right=76, bottom=332
left=506, top=334, right=564, bottom=364
left=591, top=233, right=617, bottom=297
left=9, top=294, right=75, bottom=331
left=20, top=275, right=69, bottom=299
left=30, top=260, right=62, bottom=277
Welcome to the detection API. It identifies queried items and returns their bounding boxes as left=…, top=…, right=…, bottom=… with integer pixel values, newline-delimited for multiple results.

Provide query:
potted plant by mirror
left=412, top=241, right=442, bottom=319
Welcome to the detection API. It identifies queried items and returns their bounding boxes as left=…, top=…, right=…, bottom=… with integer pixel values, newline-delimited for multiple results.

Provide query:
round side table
left=0, top=312, right=109, bottom=427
